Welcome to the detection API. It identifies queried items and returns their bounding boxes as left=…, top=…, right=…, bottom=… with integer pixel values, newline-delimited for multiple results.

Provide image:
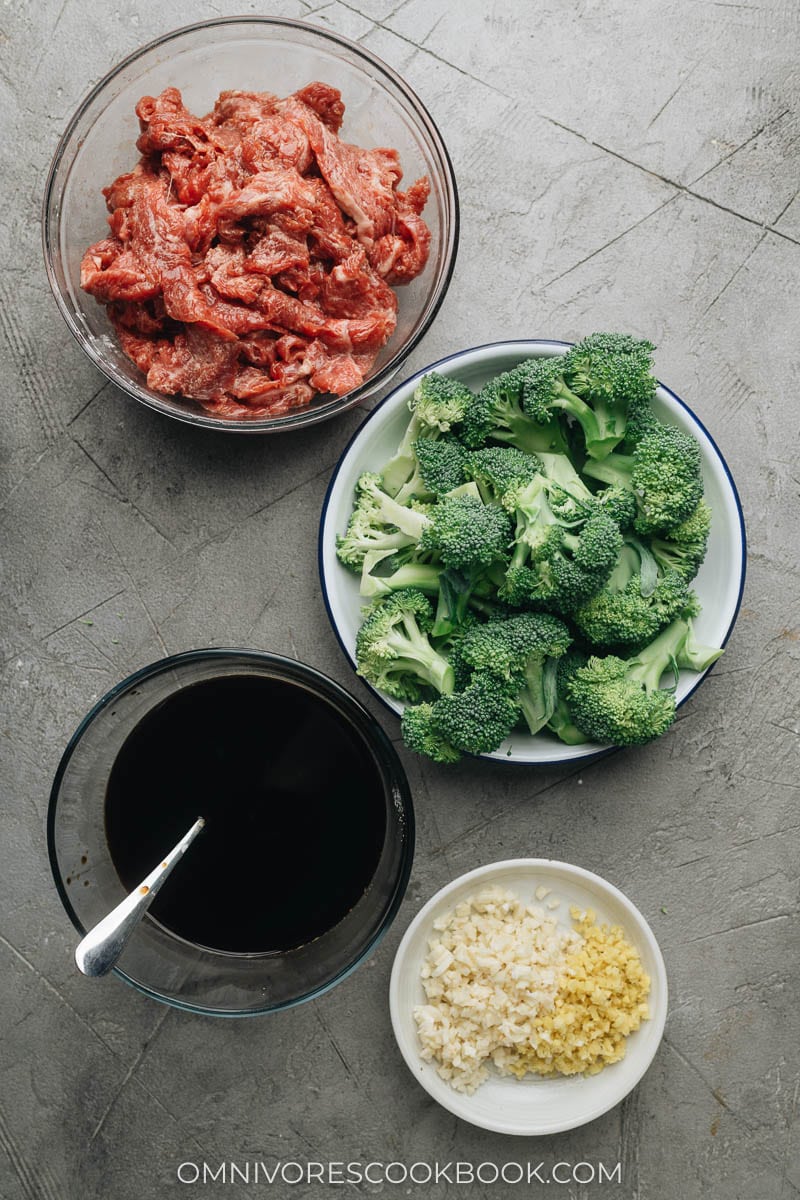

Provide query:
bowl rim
left=47, top=646, right=416, bottom=1016
left=41, top=14, right=460, bottom=434
left=317, top=337, right=748, bottom=764
left=388, top=856, right=669, bottom=1135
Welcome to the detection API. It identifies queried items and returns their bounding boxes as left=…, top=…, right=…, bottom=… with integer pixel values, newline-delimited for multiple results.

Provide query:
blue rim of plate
left=47, top=647, right=415, bottom=1016
left=317, top=339, right=748, bottom=762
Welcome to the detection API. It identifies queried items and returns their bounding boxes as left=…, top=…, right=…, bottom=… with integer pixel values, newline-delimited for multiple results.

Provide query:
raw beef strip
left=81, top=83, right=432, bottom=418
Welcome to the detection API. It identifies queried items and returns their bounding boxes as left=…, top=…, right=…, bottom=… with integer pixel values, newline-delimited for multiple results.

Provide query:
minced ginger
left=500, top=907, right=650, bottom=1079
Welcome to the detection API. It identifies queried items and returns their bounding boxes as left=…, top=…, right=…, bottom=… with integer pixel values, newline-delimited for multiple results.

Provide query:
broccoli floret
left=425, top=673, right=522, bottom=756
left=382, top=373, right=474, bottom=495
left=564, top=333, right=656, bottom=457
left=401, top=703, right=461, bottom=763
left=594, top=485, right=638, bottom=529
left=460, top=361, right=570, bottom=456
left=568, top=655, right=675, bottom=746
left=623, top=402, right=661, bottom=449
left=353, top=483, right=511, bottom=583
left=572, top=536, right=691, bottom=646
left=336, top=471, right=419, bottom=570
left=521, top=336, right=655, bottom=461
left=566, top=612, right=723, bottom=745
left=565, top=332, right=655, bottom=401
left=463, top=447, right=542, bottom=509
left=355, top=590, right=455, bottom=702
left=500, top=475, right=622, bottom=612
left=393, top=437, right=468, bottom=505
left=347, top=472, right=429, bottom=541
left=357, top=509, right=510, bottom=602
left=547, top=649, right=590, bottom=745
left=650, top=500, right=712, bottom=582
left=459, top=612, right=572, bottom=735
left=458, top=612, right=569, bottom=678
left=583, top=423, right=704, bottom=535
left=418, top=494, right=513, bottom=569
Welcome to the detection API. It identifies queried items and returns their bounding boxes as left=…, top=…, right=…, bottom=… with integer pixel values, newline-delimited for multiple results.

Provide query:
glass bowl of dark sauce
left=48, top=650, right=414, bottom=1015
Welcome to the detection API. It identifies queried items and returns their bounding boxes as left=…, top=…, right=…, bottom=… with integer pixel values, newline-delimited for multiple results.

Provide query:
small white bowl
left=318, top=339, right=746, bottom=764
left=389, top=858, right=668, bottom=1136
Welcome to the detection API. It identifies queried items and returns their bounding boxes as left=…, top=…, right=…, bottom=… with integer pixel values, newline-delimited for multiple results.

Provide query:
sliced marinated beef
left=80, top=83, right=431, bottom=418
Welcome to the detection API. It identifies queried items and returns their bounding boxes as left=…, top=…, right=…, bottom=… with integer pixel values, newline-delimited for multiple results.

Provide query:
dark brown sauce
left=104, top=675, right=386, bottom=954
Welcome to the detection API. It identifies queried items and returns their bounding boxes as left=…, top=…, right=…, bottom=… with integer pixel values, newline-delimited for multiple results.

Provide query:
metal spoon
left=75, top=817, right=206, bottom=977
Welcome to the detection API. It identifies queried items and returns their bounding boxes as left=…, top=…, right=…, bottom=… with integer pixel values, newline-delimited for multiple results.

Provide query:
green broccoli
left=583, top=422, right=704, bottom=535
left=336, top=471, right=419, bottom=570
left=521, top=335, right=655, bottom=460
left=535, top=451, right=599, bottom=523
left=565, top=333, right=655, bottom=401
left=572, top=536, right=691, bottom=646
left=464, top=446, right=542, bottom=509
left=393, top=437, right=468, bottom=505
left=430, top=565, right=503, bottom=638
left=423, top=673, right=522, bottom=756
left=355, top=590, right=455, bottom=702
left=623, top=402, right=661, bottom=449
left=459, top=612, right=572, bottom=734
left=458, top=611, right=569, bottom=678
left=418, top=493, right=513, bottom=569
left=400, top=703, right=461, bottom=764
left=358, top=556, right=442, bottom=599
left=459, top=361, right=569, bottom=456
left=500, top=475, right=622, bottom=612
left=594, top=485, right=638, bottom=529
left=352, top=480, right=511, bottom=581
left=342, top=337, right=720, bottom=760
left=649, top=500, right=712, bottom=582
left=547, top=649, right=590, bottom=745
left=358, top=538, right=505, bottom=608
left=381, top=373, right=474, bottom=496
left=345, top=472, right=430, bottom=543
left=434, top=609, right=480, bottom=689
left=566, top=613, right=723, bottom=745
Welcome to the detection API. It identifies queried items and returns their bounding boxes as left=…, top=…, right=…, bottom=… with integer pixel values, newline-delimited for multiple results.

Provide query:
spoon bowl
left=75, top=818, right=205, bottom=977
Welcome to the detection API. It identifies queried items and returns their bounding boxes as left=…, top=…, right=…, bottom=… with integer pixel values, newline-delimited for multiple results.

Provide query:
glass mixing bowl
left=42, top=17, right=459, bottom=432
left=47, top=650, right=415, bottom=1015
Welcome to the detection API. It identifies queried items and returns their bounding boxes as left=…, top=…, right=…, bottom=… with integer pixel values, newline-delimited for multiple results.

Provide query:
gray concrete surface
left=2, top=0, right=799, bottom=1196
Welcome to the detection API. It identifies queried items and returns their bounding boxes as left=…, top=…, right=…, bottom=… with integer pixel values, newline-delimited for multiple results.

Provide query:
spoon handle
left=75, top=817, right=205, bottom=978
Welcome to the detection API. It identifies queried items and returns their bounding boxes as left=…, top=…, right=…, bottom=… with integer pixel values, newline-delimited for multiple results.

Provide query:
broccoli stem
left=381, top=413, right=424, bottom=496
left=360, top=562, right=441, bottom=598
left=385, top=620, right=455, bottom=694
left=676, top=622, right=724, bottom=672
left=393, top=467, right=427, bottom=506
left=537, top=452, right=594, bottom=501
left=517, top=657, right=560, bottom=735
left=508, top=477, right=557, bottom=568
left=545, top=380, right=606, bottom=452
left=548, top=701, right=589, bottom=745
left=380, top=495, right=429, bottom=540
left=491, top=404, right=567, bottom=456
left=607, top=541, right=640, bottom=593
left=582, top=455, right=634, bottom=489
left=628, top=618, right=691, bottom=692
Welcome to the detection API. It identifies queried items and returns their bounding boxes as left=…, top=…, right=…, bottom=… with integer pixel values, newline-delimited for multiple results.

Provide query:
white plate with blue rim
left=318, top=339, right=746, bottom=764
